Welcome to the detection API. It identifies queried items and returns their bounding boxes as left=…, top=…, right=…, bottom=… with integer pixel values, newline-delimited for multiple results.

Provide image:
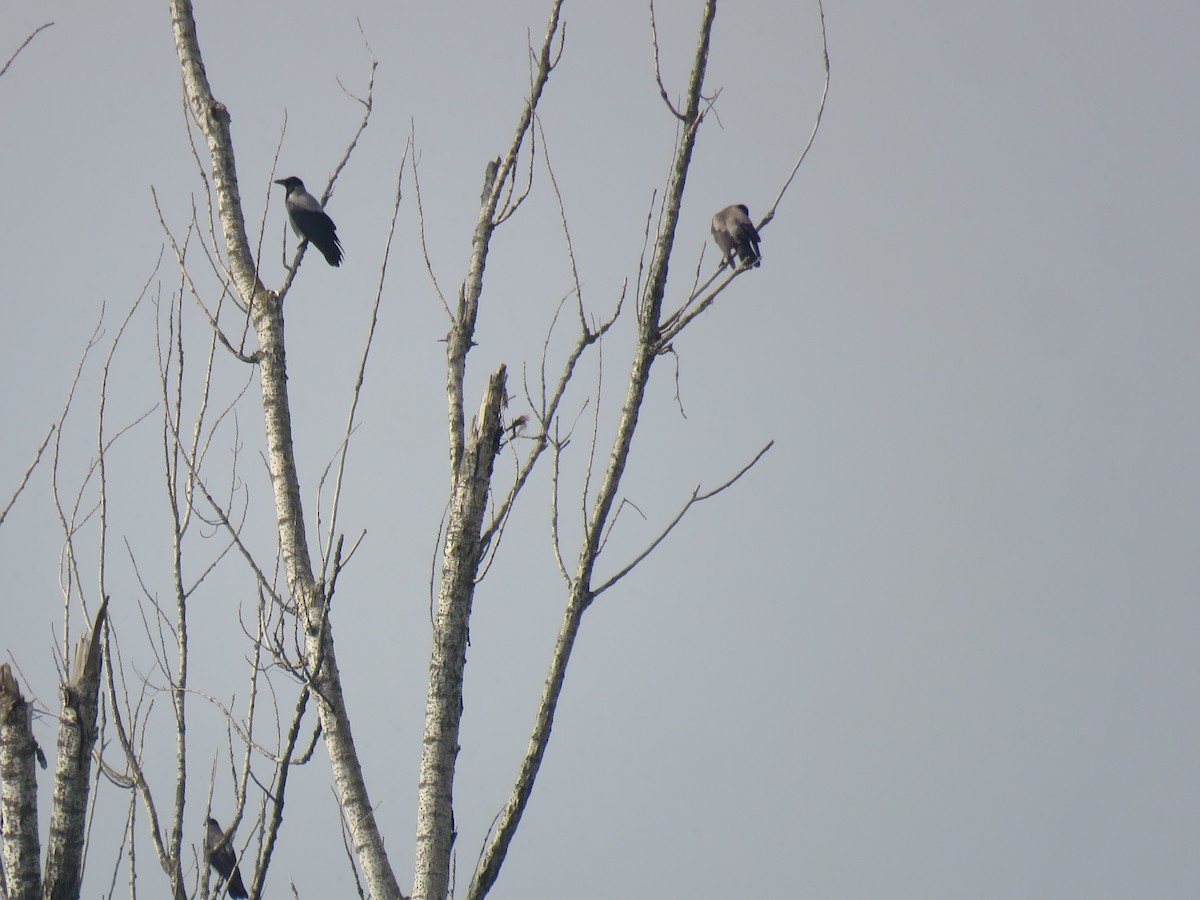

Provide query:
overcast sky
left=2, top=2, right=1198, bottom=898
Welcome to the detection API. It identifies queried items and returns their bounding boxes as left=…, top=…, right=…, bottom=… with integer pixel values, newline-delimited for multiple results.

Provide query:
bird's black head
left=736, top=203, right=750, bottom=215
left=273, top=176, right=304, bottom=193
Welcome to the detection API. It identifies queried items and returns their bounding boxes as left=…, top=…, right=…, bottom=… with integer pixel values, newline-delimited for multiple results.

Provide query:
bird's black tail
left=316, top=237, right=343, bottom=267
left=226, top=867, right=248, bottom=899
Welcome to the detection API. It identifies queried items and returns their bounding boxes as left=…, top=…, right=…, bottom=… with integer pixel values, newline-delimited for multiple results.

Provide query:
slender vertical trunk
left=170, top=2, right=403, bottom=895
left=0, top=664, right=41, bottom=900
left=42, top=600, right=109, bottom=900
left=414, top=368, right=507, bottom=900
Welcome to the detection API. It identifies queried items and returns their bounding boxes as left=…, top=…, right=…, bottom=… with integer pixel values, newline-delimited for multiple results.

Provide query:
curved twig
left=593, top=441, right=773, bottom=596
left=760, top=0, right=829, bottom=227
left=319, top=141, right=410, bottom=583
left=0, top=22, right=53, bottom=80
left=648, top=2, right=683, bottom=119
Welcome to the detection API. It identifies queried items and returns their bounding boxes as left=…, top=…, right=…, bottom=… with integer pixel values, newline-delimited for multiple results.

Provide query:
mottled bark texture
left=0, top=600, right=108, bottom=900
left=414, top=367, right=508, bottom=900
left=467, top=4, right=719, bottom=897
left=170, top=2, right=403, bottom=897
left=421, top=5, right=564, bottom=898
left=42, top=598, right=108, bottom=900
left=1, top=663, right=41, bottom=900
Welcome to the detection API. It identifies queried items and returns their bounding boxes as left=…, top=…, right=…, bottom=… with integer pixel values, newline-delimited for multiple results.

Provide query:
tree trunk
left=414, top=367, right=508, bottom=900
left=42, top=598, right=108, bottom=900
left=0, top=664, right=41, bottom=900
left=170, top=2, right=404, bottom=896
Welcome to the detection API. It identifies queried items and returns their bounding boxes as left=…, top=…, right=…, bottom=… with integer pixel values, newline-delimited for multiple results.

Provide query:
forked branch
left=169, top=1, right=403, bottom=897
left=469, top=5, right=721, bottom=897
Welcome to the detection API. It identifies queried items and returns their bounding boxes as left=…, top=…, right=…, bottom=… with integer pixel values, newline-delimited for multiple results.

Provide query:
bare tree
left=0, top=2, right=827, bottom=899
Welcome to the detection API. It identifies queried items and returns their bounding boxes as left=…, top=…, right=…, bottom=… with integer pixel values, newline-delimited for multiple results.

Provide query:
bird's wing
left=289, top=205, right=337, bottom=237
left=712, top=215, right=736, bottom=255
left=287, top=204, right=343, bottom=266
left=730, top=209, right=761, bottom=242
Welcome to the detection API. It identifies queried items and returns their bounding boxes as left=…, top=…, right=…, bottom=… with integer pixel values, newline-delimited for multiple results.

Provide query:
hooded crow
left=711, top=204, right=761, bottom=269
left=274, top=176, right=343, bottom=266
left=205, top=817, right=249, bottom=899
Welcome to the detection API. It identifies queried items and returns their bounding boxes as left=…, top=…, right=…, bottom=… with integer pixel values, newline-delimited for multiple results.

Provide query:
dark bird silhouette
left=273, top=176, right=343, bottom=266
left=205, top=818, right=248, bottom=899
left=711, top=204, right=761, bottom=269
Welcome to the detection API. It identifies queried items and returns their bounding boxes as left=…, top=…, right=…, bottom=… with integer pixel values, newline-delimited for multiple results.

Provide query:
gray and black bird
left=204, top=817, right=248, bottom=899
left=711, top=204, right=761, bottom=269
left=273, top=176, right=343, bottom=266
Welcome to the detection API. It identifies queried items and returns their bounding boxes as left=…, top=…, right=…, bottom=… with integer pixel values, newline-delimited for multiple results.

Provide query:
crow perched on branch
left=273, top=175, right=343, bottom=266
left=205, top=818, right=249, bottom=899
left=711, top=203, right=762, bottom=269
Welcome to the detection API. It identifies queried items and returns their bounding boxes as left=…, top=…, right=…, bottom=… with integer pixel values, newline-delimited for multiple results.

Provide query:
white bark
left=415, top=367, right=508, bottom=900
left=42, top=599, right=108, bottom=900
left=469, top=4, right=719, bottom=897
left=170, top=2, right=403, bottom=897
left=0, top=664, right=40, bottom=900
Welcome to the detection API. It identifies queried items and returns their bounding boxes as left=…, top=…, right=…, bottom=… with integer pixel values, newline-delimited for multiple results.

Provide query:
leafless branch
left=178, top=85, right=231, bottom=299
left=411, top=139, right=453, bottom=319
left=319, top=140, right=410, bottom=582
left=170, top=2, right=405, bottom=885
left=536, top=116, right=584, bottom=319
left=0, top=22, right=53, bottom=80
left=593, top=441, right=773, bottom=596
left=470, top=5, right=720, bottom=896
left=325, top=56, right=376, bottom=204
left=445, top=0, right=566, bottom=474
left=761, top=0, right=829, bottom=227
left=648, top=2, right=684, bottom=119
left=661, top=0, right=829, bottom=344
left=152, top=193, right=256, bottom=363
left=0, top=423, right=54, bottom=529
left=168, top=432, right=286, bottom=611
left=277, top=53, right=376, bottom=291
left=477, top=120, right=624, bottom=554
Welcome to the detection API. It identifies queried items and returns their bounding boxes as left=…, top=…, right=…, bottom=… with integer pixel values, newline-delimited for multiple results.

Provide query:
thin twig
left=0, top=22, right=53, bottom=80
left=648, top=3, right=683, bottom=119
left=592, top=441, right=773, bottom=596
left=760, top=0, right=829, bottom=227
left=0, top=424, right=54, bottom=529
left=410, top=135, right=452, bottom=319
left=320, top=141, right=410, bottom=582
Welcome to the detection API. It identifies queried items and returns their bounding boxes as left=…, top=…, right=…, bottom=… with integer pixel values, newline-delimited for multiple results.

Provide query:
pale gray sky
left=1, top=2, right=1198, bottom=898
